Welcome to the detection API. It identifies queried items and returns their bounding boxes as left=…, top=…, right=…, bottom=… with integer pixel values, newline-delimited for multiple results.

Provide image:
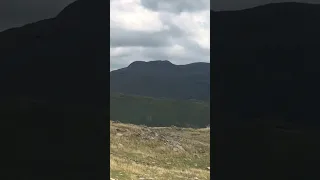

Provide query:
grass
left=110, top=120, right=210, bottom=180
left=110, top=93, right=210, bottom=128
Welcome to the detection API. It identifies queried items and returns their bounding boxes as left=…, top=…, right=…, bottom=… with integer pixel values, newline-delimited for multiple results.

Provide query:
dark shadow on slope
left=212, top=2, right=320, bottom=179
left=0, top=0, right=108, bottom=178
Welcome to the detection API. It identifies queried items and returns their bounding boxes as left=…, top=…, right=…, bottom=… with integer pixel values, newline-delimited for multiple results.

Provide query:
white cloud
left=110, top=0, right=210, bottom=70
left=169, top=11, right=210, bottom=49
left=110, top=0, right=164, bottom=32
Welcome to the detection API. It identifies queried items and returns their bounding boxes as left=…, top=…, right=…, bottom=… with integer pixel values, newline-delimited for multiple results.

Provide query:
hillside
left=0, top=0, right=108, bottom=105
left=110, top=121, right=210, bottom=180
left=110, top=93, right=210, bottom=128
left=110, top=60, right=210, bottom=101
left=0, top=0, right=108, bottom=178
left=212, top=2, right=320, bottom=127
left=212, top=2, right=320, bottom=179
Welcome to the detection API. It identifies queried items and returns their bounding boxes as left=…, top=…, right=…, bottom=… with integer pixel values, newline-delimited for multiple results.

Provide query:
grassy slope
left=110, top=121, right=210, bottom=180
left=110, top=93, right=210, bottom=128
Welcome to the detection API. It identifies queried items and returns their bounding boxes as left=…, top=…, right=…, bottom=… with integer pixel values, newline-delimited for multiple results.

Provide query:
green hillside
left=110, top=93, right=210, bottom=128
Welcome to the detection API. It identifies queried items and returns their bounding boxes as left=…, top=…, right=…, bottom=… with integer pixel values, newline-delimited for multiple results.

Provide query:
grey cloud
left=0, top=0, right=75, bottom=32
left=179, top=38, right=210, bottom=57
left=140, top=0, right=209, bottom=13
left=110, top=0, right=210, bottom=70
left=110, top=15, right=186, bottom=48
left=143, top=47, right=171, bottom=61
left=110, top=49, right=134, bottom=60
left=143, top=47, right=209, bottom=65
left=110, top=43, right=209, bottom=71
left=110, top=48, right=147, bottom=70
left=110, top=35, right=210, bottom=70
left=143, top=38, right=210, bottom=65
left=111, top=43, right=209, bottom=70
left=158, top=13, right=186, bottom=36
left=110, top=16, right=209, bottom=70
left=110, top=61, right=130, bottom=71
left=110, top=28, right=171, bottom=48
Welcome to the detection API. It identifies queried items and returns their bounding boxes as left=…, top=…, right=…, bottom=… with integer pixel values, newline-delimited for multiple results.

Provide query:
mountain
left=0, top=0, right=108, bottom=106
left=110, top=93, right=210, bottom=128
left=0, top=0, right=107, bottom=178
left=212, top=3, right=320, bottom=179
left=110, top=60, right=210, bottom=101
left=212, top=2, right=320, bottom=127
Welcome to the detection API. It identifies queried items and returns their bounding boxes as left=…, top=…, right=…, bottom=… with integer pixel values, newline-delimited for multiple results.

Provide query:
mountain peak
left=128, top=60, right=174, bottom=69
left=55, top=0, right=107, bottom=30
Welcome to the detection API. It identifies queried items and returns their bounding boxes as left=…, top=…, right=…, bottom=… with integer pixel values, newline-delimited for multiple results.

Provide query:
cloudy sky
left=110, top=0, right=210, bottom=70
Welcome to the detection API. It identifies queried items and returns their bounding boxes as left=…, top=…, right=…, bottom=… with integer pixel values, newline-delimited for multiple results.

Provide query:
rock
left=198, top=148, right=205, bottom=153
left=175, top=144, right=185, bottom=151
left=207, top=167, right=210, bottom=170
left=172, top=143, right=185, bottom=152
left=116, top=128, right=127, bottom=132
left=116, top=133, right=123, bottom=137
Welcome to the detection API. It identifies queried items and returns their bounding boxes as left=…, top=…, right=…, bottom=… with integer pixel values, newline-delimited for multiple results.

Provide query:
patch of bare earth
left=110, top=121, right=210, bottom=180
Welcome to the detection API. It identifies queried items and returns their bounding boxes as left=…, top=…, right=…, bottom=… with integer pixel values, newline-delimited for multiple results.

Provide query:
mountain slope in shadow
left=0, top=0, right=108, bottom=106
left=110, top=60, right=210, bottom=101
left=212, top=2, right=320, bottom=180
left=213, top=2, right=320, bottom=127
left=0, top=0, right=108, bottom=178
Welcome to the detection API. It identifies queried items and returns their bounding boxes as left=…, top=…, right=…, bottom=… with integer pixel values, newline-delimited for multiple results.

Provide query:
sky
left=111, top=0, right=320, bottom=71
left=110, top=0, right=210, bottom=70
left=0, top=0, right=319, bottom=70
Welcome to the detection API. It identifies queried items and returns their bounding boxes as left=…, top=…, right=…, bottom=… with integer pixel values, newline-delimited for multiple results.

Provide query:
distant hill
left=110, top=93, right=210, bottom=128
left=110, top=60, right=210, bottom=101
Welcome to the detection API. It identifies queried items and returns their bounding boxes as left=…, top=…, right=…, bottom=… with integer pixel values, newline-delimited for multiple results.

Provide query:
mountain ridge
left=112, top=60, right=210, bottom=71
left=110, top=60, right=210, bottom=101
